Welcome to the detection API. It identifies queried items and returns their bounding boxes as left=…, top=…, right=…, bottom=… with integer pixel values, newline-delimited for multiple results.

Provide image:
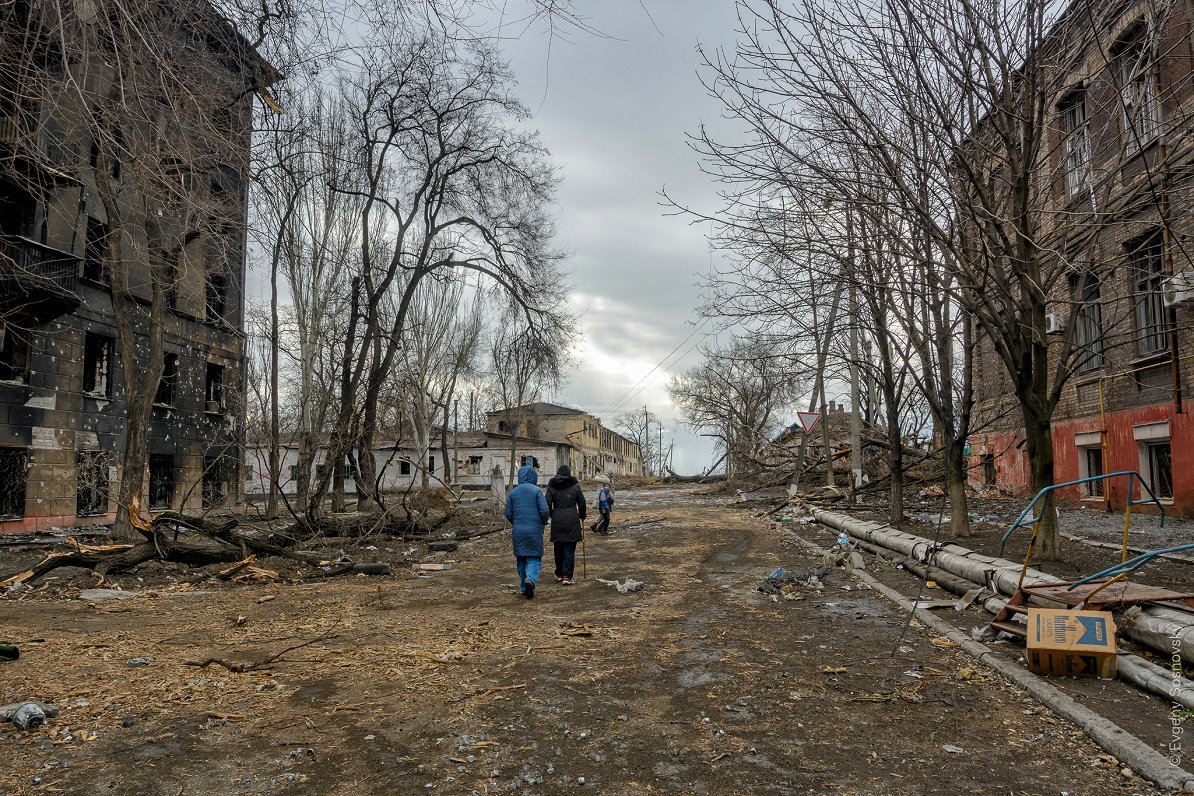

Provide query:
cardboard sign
left=1025, top=607, right=1117, bottom=679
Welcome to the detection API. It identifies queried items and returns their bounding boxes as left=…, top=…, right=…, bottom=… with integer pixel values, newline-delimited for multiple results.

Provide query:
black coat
left=546, top=475, right=586, bottom=543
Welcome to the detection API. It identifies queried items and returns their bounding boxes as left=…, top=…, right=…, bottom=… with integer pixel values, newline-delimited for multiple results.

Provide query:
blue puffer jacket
left=505, top=465, right=549, bottom=557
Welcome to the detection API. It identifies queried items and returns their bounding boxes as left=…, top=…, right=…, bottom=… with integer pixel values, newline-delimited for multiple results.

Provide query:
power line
left=597, top=315, right=714, bottom=417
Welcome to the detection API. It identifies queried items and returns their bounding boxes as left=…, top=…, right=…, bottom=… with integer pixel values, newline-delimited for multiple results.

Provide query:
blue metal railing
left=997, top=471, right=1166, bottom=559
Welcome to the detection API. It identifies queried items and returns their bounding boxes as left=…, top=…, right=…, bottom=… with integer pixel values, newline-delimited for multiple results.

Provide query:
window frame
left=1127, top=232, right=1168, bottom=357
left=1116, top=23, right=1162, bottom=152
left=1060, top=91, right=1092, bottom=198
left=83, top=333, right=114, bottom=397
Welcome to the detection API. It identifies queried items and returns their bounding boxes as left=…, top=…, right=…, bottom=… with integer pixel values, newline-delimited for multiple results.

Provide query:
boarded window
left=83, top=333, right=114, bottom=396
left=0, top=447, right=27, bottom=518
left=148, top=454, right=175, bottom=510
left=76, top=450, right=110, bottom=515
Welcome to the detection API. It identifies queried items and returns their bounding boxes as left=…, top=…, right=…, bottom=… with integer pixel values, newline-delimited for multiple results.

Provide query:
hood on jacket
left=517, top=465, right=539, bottom=485
left=556, top=465, right=571, bottom=478
left=548, top=474, right=578, bottom=489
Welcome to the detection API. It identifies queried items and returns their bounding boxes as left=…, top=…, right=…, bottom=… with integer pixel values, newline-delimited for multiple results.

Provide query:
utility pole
left=847, top=207, right=863, bottom=500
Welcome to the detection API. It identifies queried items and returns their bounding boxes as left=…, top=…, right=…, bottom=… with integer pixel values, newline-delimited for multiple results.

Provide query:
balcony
left=0, top=234, right=81, bottom=321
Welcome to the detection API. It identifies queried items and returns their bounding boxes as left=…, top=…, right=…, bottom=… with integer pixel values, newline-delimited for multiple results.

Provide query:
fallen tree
left=0, top=500, right=326, bottom=587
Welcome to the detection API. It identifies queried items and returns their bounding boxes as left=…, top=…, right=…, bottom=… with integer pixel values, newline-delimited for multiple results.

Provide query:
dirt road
left=0, top=487, right=1164, bottom=795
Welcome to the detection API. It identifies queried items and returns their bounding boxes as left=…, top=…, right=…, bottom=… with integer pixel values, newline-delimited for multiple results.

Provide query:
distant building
left=486, top=402, right=642, bottom=479
left=244, top=431, right=574, bottom=496
left=0, top=2, right=274, bottom=531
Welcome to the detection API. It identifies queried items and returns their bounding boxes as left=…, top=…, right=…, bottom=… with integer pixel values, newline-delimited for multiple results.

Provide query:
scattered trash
left=902, top=671, right=924, bottom=679
left=979, top=514, right=1001, bottom=522
left=0, top=641, right=18, bottom=661
left=954, top=589, right=982, bottom=611
left=596, top=578, right=643, bottom=593
left=758, top=567, right=828, bottom=595
left=919, top=486, right=944, bottom=497
left=79, top=588, right=137, bottom=601
left=126, top=657, right=152, bottom=667
left=6, top=581, right=27, bottom=594
left=412, top=563, right=453, bottom=571
left=12, top=702, right=46, bottom=730
left=942, top=744, right=964, bottom=754
left=836, top=532, right=849, bottom=546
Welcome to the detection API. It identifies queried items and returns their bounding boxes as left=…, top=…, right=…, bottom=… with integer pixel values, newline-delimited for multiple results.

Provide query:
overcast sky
left=488, top=2, right=745, bottom=474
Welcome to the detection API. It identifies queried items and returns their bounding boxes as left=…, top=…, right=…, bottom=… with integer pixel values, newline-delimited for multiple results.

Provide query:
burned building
left=0, top=0, right=274, bottom=531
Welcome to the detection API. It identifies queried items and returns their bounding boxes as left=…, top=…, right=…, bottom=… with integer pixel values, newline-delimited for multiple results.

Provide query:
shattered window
left=0, top=447, right=27, bottom=518
left=202, top=455, right=229, bottom=509
left=83, top=333, right=114, bottom=397
left=1117, top=24, right=1161, bottom=151
left=1129, top=233, right=1167, bottom=356
left=1060, top=92, right=1091, bottom=199
left=0, top=324, right=30, bottom=382
left=76, top=450, right=110, bottom=516
left=205, top=362, right=224, bottom=411
left=155, top=353, right=178, bottom=406
left=148, top=454, right=175, bottom=510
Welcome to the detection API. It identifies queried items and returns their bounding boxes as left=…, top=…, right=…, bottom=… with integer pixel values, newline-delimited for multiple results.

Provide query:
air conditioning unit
left=1045, top=313, right=1065, bottom=335
left=1162, top=270, right=1194, bottom=308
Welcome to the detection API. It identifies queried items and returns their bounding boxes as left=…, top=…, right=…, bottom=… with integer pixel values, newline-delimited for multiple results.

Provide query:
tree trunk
left=1023, top=404, right=1059, bottom=559
left=945, top=435, right=972, bottom=537
left=267, top=237, right=280, bottom=520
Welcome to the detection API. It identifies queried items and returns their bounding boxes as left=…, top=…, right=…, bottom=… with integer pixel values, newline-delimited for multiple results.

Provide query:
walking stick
left=581, top=533, right=587, bottom=579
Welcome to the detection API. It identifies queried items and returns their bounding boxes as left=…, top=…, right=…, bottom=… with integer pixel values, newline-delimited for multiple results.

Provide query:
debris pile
left=757, top=566, right=829, bottom=596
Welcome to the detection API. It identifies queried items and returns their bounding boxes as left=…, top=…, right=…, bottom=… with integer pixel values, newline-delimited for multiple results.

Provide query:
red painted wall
left=971, top=403, right=1192, bottom=516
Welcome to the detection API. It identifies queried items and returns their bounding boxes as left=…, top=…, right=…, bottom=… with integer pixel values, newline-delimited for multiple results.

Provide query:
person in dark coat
left=546, top=464, right=586, bottom=584
left=504, top=464, right=550, bottom=599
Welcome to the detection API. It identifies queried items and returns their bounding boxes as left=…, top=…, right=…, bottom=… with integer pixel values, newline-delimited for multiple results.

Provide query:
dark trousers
left=553, top=541, right=577, bottom=579
left=594, top=511, right=610, bottom=534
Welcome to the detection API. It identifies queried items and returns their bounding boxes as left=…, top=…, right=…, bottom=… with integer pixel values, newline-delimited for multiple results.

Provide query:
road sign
left=796, top=411, right=821, bottom=435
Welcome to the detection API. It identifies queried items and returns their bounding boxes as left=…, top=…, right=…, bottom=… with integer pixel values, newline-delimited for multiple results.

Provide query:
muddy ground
left=0, top=485, right=1176, bottom=795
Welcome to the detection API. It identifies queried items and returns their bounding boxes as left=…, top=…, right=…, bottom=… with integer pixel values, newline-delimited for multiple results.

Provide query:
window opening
left=83, top=333, right=113, bottom=397
left=76, top=450, right=110, bottom=515
left=148, top=454, right=174, bottom=510
left=0, top=448, right=27, bottom=518
left=155, top=353, right=177, bottom=406
left=1129, top=233, right=1167, bottom=356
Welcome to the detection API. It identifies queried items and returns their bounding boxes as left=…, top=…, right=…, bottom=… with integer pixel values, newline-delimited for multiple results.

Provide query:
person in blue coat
left=504, top=464, right=550, bottom=599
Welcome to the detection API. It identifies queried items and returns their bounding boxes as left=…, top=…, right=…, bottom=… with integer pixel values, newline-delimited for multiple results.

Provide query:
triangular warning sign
left=797, top=411, right=821, bottom=435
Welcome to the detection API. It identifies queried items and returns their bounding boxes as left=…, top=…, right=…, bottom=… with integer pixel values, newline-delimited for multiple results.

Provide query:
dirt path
left=0, top=487, right=1164, bottom=795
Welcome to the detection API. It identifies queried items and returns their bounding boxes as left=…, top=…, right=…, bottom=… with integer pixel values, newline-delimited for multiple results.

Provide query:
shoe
left=561, top=577, right=573, bottom=585
left=524, top=578, right=535, bottom=599
left=555, top=576, right=564, bottom=583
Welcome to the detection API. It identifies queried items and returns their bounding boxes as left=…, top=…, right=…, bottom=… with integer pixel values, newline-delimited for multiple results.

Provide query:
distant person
left=504, top=464, right=549, bottom=599
left=593, top=479, right=613, bottom=535
left=546, top=464, right=586, bottom=584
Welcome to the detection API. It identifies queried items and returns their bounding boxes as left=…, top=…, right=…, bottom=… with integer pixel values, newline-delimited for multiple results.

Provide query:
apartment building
left=968, top=0, right=1194, bottom=514
left=0, top=0, right=273, bottom=531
